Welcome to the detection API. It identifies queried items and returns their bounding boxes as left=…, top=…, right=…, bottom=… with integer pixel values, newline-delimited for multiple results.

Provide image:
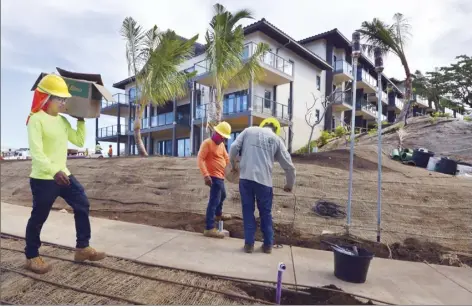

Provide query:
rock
left=59, top=209, right=68, bottom=213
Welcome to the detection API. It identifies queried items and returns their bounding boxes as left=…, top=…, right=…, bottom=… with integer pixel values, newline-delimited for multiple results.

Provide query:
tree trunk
left=399, top=75, right=413, bottom=125
left=134, top=103, right=148, bottom=157
left=307, top=128, right=315, bottom=154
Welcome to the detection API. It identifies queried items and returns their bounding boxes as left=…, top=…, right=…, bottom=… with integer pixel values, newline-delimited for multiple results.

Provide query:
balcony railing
left=192, top=42, right=294, bottom=78
left=97, top=125, right=128, bottom=138
left=101, top=93, right=128, bottom=109
left=357, top=68, right=378, bottom=89
left=333, top=91, right=353, bottom=106
left=130, top=112, right=175, bottom=130
left=253, top=95, right=290, bottom=120
left=334, top=60, right=353, bottom=77
left=357, top=99, right=387, bottom=121
left=176, top=112, right=191, bottom=126
left=244, top=42, right=294, bottom=76
left=196, top=96, right=290, bottom=121
left=367, top=91, right=388, bottom=102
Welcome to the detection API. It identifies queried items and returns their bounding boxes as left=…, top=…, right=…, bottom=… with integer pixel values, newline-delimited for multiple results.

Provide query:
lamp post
left=374, top=47, right=384, bottom=243
left=346, top=31, right=361, bottom=235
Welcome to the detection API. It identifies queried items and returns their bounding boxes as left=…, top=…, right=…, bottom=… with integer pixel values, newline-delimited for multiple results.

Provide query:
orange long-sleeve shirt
left=197, top=138, right=229, bottom=179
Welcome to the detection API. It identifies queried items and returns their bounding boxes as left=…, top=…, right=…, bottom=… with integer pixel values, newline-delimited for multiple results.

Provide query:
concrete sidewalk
left=1, top=202, right=471, bottom=305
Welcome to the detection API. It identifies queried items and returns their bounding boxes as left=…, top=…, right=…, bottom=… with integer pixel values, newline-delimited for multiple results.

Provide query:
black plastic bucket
left=333, top=246, right=374, bottom=283
left=412, top=149, right=435, bottom=168
left=436, top=158, right=458, bottom=175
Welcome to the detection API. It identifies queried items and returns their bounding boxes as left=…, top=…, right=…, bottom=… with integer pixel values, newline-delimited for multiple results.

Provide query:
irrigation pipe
left=0, top=235, right=394, bottom=305
left=0, top=246, right=273, bottom=306
left=0, top=266, right=147, bottom=305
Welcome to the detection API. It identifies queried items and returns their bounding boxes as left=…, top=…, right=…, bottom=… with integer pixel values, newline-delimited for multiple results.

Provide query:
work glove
left=283, top=185, right=292, bottom=193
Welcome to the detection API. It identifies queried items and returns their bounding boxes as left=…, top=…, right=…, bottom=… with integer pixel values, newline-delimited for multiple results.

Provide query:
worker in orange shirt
left=197, top=121, right=232, bottom=239
left=108, top=145, right=113, bottom=158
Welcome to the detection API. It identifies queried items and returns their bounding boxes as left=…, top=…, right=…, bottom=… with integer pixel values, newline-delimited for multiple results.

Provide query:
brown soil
left=322, top=116, right=472, bottom=164
left=236, top=283, right=373, bottom=305
left=2, top=133, right=471, bottom=268
left=0, top=235, right=372, bottom=305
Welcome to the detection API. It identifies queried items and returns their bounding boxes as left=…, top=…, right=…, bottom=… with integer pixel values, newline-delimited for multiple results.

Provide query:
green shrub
left=334, top=125, right=347, bottom=138
left=317, top=130, right=332, bottom=147
left=368, top=128, right=378, bottom=137
left=465, top=116, right=472, bottom=122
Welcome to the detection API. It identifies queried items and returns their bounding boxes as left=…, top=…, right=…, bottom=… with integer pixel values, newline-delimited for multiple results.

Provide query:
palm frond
left=138, top=31, right=199, bottom=106
left=358, top=19, right=400, bottom=58
left=229, top=42, right=269, bottom=87
left=120, top=17, right=146, bottom=76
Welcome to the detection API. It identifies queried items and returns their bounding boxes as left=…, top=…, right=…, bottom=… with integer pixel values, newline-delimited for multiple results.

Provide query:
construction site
left=1, top=116, right=472, bottom=305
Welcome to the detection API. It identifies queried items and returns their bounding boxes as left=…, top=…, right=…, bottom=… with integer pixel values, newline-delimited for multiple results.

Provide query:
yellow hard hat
left=214, top=121, right=232, bottom=139
left=36, top=74, right=72, bottom=98
left=260, top=117, right=281, bottom=136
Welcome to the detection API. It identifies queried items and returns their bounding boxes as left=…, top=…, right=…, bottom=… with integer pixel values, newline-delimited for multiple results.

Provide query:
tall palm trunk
left=402, top=75, right=413, bottom=125
left=134, top=100, right=148, bottom=156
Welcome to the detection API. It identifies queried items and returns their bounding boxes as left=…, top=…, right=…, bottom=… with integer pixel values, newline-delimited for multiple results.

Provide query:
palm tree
left=204, top=3, right=270, bottom=125
left=357, top=13, right=413, bottom=125
left=120, top=17, right=198, bottom=156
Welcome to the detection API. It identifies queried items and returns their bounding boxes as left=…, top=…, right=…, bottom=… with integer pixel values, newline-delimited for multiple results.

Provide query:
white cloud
left=1, top=0, right=470, bottom=149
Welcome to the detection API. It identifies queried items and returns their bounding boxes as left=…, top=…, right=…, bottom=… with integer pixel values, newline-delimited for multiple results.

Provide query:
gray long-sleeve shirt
left=229, top=126, right=296, bottom=189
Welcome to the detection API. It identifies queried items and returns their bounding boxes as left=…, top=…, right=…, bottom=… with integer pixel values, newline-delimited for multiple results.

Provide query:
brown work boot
left=25, top=256, right=51, bottom=274
left=262, top=244, right=273, bottom=254
left=244, top=244, right=254, bottom=253
left=74, top=247, right=106, bottom=262
left=203, top=228, right=225, bottom=239
left=215, top=214, right=232, bottom=222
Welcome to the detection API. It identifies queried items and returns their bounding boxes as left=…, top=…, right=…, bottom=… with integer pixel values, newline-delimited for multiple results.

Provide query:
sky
left=1, top=0, right=471, bottom=151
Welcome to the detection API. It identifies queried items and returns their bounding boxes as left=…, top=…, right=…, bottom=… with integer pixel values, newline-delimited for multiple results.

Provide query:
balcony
left=253, top=95, right=290, bottom=121
left=101, top=93, right=134, bottom=117
left=333, top=60, right=354, bottom=84
left=192, top=42, right=294, bottom=87
left=356, top=68, right=377, bottom=94
left=414, top=95, right=430, bottom=108
left=388, top=96, right=405, bottom=113
left=356, top=99, right=383, bottom=120
left=332, top=92, right=353, bottom=112
left=367, top=91, right=388, bottom=105
left=97, top=125, right=128, bottom=139
left=195, top=96, right=290, bottom=123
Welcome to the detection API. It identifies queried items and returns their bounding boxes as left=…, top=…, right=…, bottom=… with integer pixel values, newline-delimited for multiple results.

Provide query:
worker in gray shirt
left=229, top=117, right=296, bottom=254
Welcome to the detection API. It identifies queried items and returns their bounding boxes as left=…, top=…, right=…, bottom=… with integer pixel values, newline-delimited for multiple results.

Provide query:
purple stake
left=276, top=262, right=286, bottom=304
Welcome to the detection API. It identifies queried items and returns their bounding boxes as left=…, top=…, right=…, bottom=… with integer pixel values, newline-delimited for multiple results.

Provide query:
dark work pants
left=25, top=176, right=91, bottom=259
left=239, top=179, right=274, bottom=246
left=205, top=177, right=226, bottom=230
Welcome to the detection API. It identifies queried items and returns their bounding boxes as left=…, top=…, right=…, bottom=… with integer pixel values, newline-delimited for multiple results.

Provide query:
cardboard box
left=31, top=68, right=114, bottom=119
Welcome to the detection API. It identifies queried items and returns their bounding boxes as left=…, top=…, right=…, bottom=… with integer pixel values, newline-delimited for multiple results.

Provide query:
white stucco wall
left=303, top=40, right=327, bottom=60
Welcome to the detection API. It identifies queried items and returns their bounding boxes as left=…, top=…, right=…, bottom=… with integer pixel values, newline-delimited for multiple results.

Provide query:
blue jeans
left=239, top=179, right=274, bottom=246
left=25, top=176, right=91, bottom=259
left=205, top=177, right=226, bottom=230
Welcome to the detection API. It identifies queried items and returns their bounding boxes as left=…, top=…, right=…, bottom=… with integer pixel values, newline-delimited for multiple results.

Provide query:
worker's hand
left=230, top=166, right=238, bottom=174
left=204, top=176, right=212, bottom=187
left=283, top=185, right=292, bottom=193
left=54, top=171, right=70, bottom=186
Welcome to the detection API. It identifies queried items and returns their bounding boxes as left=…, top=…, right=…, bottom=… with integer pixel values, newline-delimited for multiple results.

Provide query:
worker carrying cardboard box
left=197, top=121, right=232, bottom=239
left=229, top=117, right=296, bottom=254
left=25, top=74, right=106, bottom=274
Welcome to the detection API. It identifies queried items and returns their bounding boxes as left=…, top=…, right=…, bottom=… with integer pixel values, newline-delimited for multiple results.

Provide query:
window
left=316, top=76, right=321, bottom=91
left=129, top=87, right=136, bottom=102
left=177, top=138, right=191, bottom=157
left=156, top=140, right=173, bottom=156
left=316, top=109, right=320, bottom=122
left=223, top=90, right=248, bottom=114
left=227, top=131, right=241, bottom=152
left=264, top=90, right=272, bottom=109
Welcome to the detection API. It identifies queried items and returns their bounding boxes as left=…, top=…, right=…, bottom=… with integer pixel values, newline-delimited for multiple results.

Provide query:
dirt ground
left=322, top=116, right=472, bottom=164
left=0, top=235, right=369, bottom=305
left=2, top=140, right=471, bottom=267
